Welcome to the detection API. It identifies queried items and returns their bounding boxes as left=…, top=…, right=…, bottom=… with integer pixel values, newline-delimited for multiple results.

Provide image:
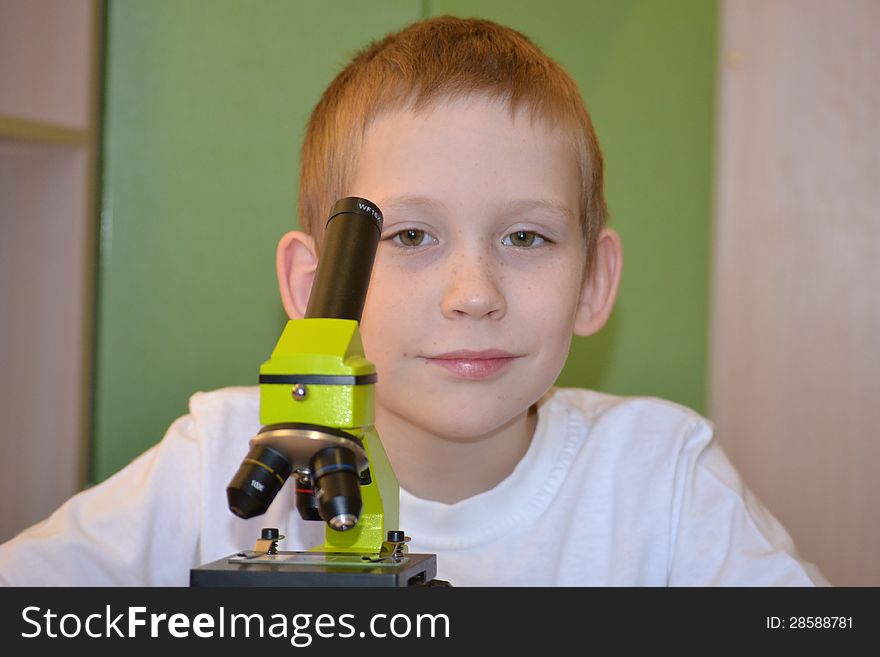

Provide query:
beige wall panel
left=0, top=0, right=99, bottom=543
left=0, top=0, right=92, bottom=129
left=0, top=142, right=89, bottom=542
left=711, top=0, right=880, bottom=585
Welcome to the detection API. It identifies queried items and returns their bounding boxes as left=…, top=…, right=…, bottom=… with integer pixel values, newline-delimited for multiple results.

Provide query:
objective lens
left=227, top=445, right=292, bottom=519
left=294, top=477, right=322, bottom=522
left=310, top=446, right=362, bottom=531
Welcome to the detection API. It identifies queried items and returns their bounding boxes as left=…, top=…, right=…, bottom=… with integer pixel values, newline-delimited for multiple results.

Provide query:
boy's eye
left=501, top=230, right=545, bottom=248
left=391, top=228, right=433, bottom=247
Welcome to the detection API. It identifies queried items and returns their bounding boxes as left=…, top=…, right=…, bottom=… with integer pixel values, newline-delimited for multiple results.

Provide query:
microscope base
left=190, top=551, right=439, bottom=587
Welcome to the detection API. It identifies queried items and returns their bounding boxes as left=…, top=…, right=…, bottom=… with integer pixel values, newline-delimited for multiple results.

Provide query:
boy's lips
left=421, top=349, right=520, bottom=380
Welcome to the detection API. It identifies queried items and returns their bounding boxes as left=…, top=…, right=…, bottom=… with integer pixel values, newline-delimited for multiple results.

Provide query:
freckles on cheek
left=363, top=277, right=421, bottom=350
left=373, top=285, right=411, bottom=319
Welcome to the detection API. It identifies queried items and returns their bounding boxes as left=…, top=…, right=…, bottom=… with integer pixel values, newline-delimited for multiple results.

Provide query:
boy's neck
left=374, top=403, right=538, bottom=504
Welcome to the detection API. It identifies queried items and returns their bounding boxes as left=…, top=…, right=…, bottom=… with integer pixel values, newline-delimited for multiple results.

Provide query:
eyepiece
left=310, top=446, right=362, bottom=531
left=226, top=444, right=292, bottom=519
left=305, top=197, right=383, bottom=322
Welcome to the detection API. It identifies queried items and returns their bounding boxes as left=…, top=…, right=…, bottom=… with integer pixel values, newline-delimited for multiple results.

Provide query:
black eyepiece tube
left=305, top=197, right=383, bottom=321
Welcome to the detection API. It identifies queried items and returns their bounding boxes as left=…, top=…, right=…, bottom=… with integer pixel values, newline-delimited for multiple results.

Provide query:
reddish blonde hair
left=299, top=16, right=607, bottom=265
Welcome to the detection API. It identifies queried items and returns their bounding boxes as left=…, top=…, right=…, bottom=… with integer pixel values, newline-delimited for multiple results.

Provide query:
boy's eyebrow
left=499, top=198, right=575, bottom=222
left=379, top=195, right=447, bottom=217
left=379, top=195, right=574, bottom=221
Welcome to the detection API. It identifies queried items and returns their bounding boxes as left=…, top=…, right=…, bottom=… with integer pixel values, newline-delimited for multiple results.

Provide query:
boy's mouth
left=422, top=349, right=519, bottom=380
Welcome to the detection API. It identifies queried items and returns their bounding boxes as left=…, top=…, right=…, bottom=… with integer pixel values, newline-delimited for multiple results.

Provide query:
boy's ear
left=573, top=227, right=623, bottom=336
left=277, top=230, right=318, bottom=320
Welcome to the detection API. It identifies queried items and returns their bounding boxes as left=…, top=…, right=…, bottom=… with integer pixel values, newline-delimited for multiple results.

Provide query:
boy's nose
left=439, top=255, right=507, bottom=321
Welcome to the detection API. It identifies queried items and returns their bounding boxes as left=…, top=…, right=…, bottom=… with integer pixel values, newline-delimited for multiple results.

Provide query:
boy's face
left=346, top=97, right=592, bottom=442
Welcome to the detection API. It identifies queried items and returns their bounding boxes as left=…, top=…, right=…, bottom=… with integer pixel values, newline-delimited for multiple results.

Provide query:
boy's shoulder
left=548, top=386, right=711, bottom=433
left=188, top=385, right=260, bottom=414
left=544, top=386, right=714, bottom=457
left=182, top=386, right=261, bottom=445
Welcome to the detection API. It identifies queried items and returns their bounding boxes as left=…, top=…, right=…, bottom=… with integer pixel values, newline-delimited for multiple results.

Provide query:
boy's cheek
left=363, top=276, right=435, bottom=337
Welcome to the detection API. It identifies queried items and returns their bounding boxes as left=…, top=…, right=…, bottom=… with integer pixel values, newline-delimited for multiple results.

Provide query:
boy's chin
left=379, top=395, right=537, bottom=443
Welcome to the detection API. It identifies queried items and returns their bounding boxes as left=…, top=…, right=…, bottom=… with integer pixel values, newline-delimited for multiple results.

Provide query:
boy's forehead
left=352, top=96, right=580, bottom=216
left=369, top=94, right=557, bottom=139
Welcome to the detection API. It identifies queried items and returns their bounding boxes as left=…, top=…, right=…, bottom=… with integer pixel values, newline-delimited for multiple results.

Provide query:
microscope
left=190, top=197, right=446, bottom=587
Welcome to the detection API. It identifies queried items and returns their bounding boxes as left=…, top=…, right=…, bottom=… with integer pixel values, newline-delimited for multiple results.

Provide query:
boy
left=0, top=16, right=825, bottom=586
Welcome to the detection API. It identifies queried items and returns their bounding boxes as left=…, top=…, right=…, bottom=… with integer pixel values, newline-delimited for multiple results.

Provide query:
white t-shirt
left=0, top=386, right=827, bottom=586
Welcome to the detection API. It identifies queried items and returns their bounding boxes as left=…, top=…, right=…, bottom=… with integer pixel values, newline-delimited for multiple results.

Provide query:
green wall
left=93, top=0, right=716, bottom=481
